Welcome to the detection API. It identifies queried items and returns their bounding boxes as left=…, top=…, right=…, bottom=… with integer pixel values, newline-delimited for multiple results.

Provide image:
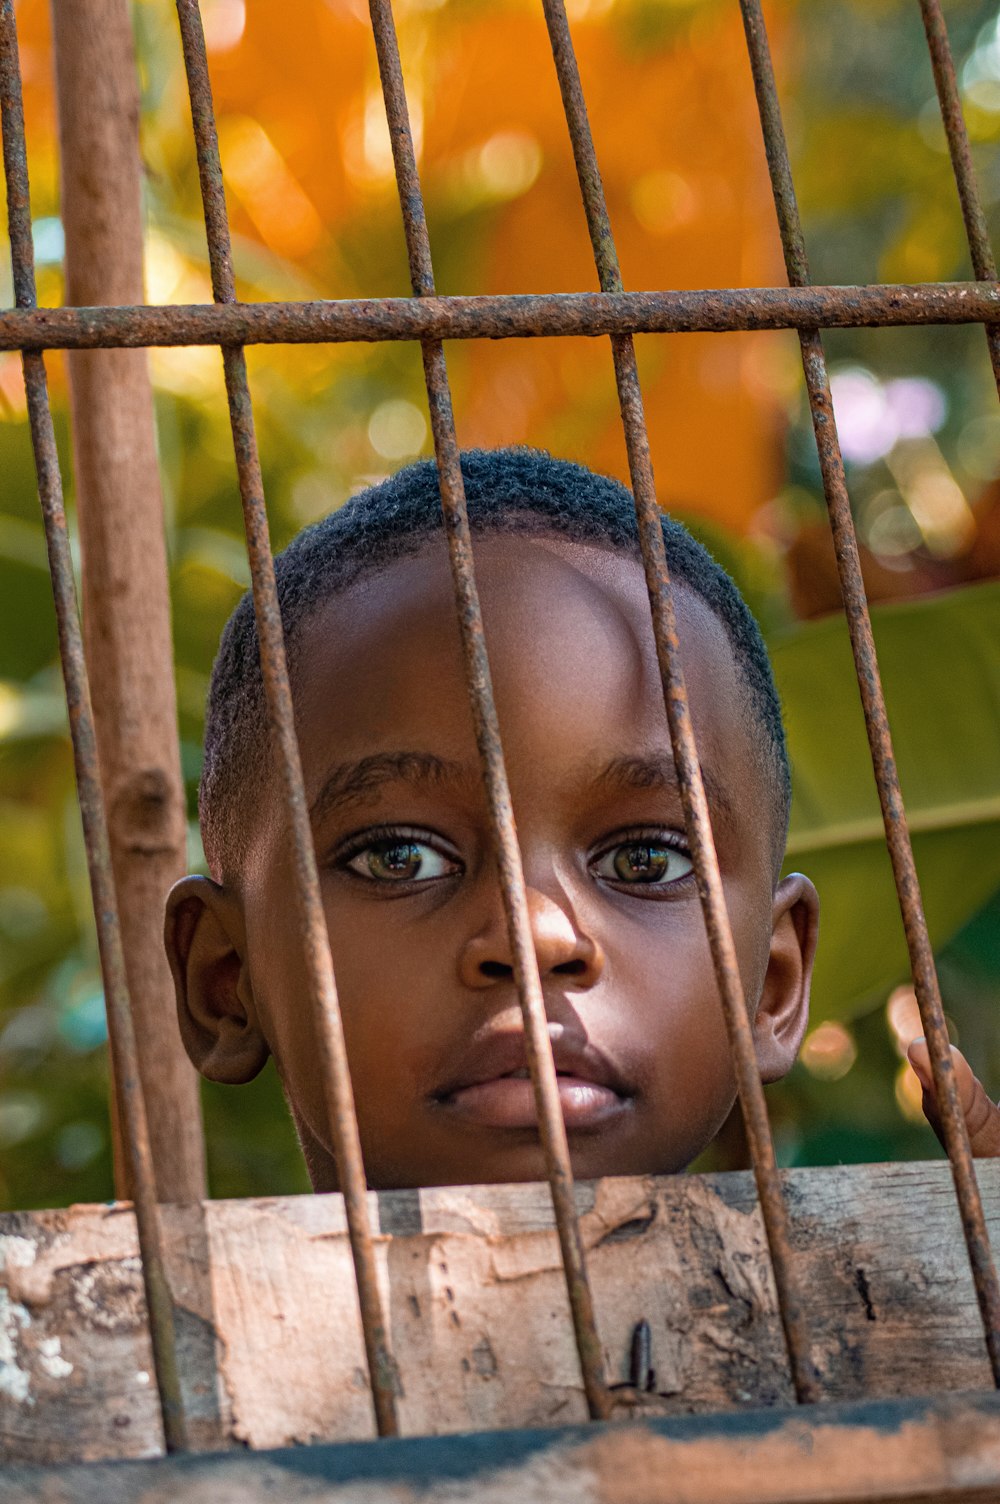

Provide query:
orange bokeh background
left=12, top=0, right=791, bottom=532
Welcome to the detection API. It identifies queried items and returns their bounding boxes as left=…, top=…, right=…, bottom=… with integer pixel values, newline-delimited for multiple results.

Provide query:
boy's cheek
left=262, top=975, right=440, bottom=1139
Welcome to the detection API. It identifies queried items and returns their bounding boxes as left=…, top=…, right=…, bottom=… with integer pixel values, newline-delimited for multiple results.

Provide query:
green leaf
left=771, top=580, right=1000, bottom=1021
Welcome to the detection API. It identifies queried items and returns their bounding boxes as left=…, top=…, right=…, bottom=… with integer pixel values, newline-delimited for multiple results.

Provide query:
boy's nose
left=459, top=886, right=604, bottom=990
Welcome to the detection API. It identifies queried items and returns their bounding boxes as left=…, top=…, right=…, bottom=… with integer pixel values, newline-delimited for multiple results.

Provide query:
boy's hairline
left=204, top=519, right=791, bottom=888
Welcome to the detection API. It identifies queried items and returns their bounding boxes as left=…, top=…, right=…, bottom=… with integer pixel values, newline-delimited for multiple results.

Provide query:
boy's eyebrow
left=310, top=751, right=468, bottom=823
left=311, top=751, right=736, bottom=825
left=596, top=753, right=735, bottom=825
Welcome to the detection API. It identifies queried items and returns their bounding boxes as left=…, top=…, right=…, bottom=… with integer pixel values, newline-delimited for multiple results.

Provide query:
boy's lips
left=432, top=1031, right=631, bottom=1133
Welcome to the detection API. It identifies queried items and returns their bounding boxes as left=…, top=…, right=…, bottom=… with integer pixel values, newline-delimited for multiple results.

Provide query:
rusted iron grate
left=1, top=0, right=998, bottom=1454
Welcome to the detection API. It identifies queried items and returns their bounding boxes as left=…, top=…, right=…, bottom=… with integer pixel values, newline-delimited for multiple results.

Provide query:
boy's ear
left=753, top=872, right=820, bottom=1084
left=164, top=875, right=269, bottom=1084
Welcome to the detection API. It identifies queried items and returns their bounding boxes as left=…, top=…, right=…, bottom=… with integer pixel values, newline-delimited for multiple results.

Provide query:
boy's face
left=168, top=533, right=817, bottom=1190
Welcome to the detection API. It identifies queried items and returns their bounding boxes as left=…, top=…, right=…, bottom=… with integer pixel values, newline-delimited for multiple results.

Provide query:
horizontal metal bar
left=0, top=281, right=999, bottom=351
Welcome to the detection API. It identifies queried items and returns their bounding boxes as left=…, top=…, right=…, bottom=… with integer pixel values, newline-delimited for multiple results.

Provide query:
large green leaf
left=770, top=581, right=1000, bottom=1022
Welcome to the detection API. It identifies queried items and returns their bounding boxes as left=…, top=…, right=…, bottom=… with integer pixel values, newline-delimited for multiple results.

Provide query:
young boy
left=164, top=447, right=823, bottom=1192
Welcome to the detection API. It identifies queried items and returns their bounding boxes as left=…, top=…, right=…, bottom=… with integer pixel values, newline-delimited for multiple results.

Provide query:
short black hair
left=201, top=447, right=790, bottom=878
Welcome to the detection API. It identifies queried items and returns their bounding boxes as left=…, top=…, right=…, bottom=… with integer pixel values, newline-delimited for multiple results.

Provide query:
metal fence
left=1, top=0, right=998, bottom=1455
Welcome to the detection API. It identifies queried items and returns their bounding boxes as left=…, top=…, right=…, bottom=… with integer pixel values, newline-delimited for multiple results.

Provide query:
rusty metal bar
left=1, top=280, right=1000, bottom=351
left=173, top=0, right=399, bottom=1438
left=0, top=0, right=187, bottom=1454
left=918, top=0, right=1000, bottom=395
left=538, top=0, right=820, bottom=1407
left=367, top=0, right=611, bottom=1422
left=739, top=0, right=1000, bottom=1386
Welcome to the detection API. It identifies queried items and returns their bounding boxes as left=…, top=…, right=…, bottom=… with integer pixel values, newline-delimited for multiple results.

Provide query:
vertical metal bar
left=0, top=0, right=187, bottom=1453
left=538, top=0, right=820, bottom=1406
left=740, top=0, right=1000, bottom=1386
left=917, top=2, right=1000, bottom=391
left=366, top=0, right=611, bottom=1422
left=172, top=0, right=399, bottom=1438
left=51, top=0, right=207, bottom=1207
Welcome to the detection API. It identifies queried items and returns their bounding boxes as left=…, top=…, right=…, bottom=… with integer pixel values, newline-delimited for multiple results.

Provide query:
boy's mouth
left=432, top=1032, right=630, bottom=1133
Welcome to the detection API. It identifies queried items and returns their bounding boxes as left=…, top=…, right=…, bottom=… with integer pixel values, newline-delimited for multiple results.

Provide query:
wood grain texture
left=50, top=0, right=205, bottom=1203
left=0, top=1161, right=996, bottom=1465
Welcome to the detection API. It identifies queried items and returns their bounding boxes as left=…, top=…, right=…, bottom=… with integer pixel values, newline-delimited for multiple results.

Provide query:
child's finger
left=907, top=1038, right=1000, bottom=1158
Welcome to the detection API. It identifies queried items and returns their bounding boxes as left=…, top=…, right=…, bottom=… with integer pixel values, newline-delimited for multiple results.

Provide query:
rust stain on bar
left=173, top=0, right=399, bottom=1438
left=740, top=0, right=1000, bottom=1386
left=1, top=281, right=999, bottom=351
left=0, top=0, right=187, bottom=1454
left=367, top=0, right=611, bottom=1422
left=539, top=0, right=821, bottom=1407
left=918, top=0, right=1000, bottom=395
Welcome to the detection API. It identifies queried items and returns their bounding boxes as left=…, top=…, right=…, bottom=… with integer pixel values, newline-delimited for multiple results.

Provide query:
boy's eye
left=593, top=839, right=693, bottom=887
left=344, top=837, right=457, bottom=884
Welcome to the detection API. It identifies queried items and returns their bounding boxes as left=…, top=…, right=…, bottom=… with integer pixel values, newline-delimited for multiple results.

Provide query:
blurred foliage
left=775, top=580, right=1000, bottom=1020
left=2, top=0, right=1000, bottom=1207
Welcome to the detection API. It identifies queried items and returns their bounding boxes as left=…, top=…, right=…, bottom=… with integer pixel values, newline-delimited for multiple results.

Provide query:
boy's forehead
left=303, top=531, right=732, bottom=676
left=290, top=533, right=759, bottom=814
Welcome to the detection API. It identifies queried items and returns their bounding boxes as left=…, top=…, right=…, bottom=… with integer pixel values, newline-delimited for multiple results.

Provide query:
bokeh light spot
left=55, top=1121, right=104, bottom=1171
left=886, top=985, right=922, bottom=1058
left=368, top=399, right=427, bottom=460
left=631, top=170, right=697, bottom=236
left=202, top=0, right=246, bottom=53
left=830, top=367, right=946, bottom=466
left=58, top=990, right=108, bottom=1053
left=0, top=1092, right=46, bottom=1147
left=895, top=1060, right=926, bottom=1123
left=477, top=132, right=542, bottom=200
left=800, top=1020, right=857, bottom=1081
left=958, top=413, right=1000, bottom=482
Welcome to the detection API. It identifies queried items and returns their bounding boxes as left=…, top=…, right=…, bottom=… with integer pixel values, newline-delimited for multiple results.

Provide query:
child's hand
left=907, top=1038, right=1000, bottom=1158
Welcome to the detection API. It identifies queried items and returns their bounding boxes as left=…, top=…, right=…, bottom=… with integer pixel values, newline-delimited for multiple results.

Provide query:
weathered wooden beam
left=50, top=0, right=205, bottom=1202
left=4, top=1391, right=1000, bottom=1504
left=0, top=1162, right=997, bottom=1466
